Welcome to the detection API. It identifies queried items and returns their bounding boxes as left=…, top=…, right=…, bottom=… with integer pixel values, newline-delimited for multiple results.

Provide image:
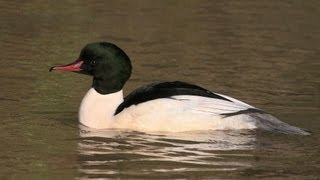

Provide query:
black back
left=115, top=81, right=231, bottom=115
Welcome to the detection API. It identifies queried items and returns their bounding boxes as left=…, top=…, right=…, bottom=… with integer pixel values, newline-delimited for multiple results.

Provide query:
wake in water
left=76, top=124, right=311, bottom=179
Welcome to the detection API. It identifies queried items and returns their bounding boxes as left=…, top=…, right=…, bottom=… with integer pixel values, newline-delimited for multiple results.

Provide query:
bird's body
left=50, top=42, right=309, bottom=135
left=79, top=87, right=257, bottom=132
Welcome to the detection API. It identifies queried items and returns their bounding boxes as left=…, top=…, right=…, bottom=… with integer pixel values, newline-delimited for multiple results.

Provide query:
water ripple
left=77, top=127, right=255, bottom=178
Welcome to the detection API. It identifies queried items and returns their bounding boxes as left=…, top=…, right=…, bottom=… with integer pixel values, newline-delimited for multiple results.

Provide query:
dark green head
left=50, top=42, right=132, bottom=94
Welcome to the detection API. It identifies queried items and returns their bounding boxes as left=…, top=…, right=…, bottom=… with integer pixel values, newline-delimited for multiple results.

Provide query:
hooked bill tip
left=49, top=60, right=83, bottom=72
left=49, top=67, right=55, bottom=72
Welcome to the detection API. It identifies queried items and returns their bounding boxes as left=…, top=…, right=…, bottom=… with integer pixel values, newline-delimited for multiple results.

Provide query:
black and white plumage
left=50, top=42, right=309, bottom=135
left=115, top=81, right=232, bottom=115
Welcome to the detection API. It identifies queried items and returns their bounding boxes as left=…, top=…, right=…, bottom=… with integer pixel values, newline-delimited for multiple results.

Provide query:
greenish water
left=0, top=1, right=319, bottom=179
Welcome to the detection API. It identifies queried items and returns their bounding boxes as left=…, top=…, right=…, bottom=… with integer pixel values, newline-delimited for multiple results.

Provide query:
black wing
left=115, top=81, right=231, bottom=115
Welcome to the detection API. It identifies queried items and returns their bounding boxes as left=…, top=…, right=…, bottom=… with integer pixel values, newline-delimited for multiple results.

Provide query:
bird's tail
left=249, top=113, right=310, bottom=135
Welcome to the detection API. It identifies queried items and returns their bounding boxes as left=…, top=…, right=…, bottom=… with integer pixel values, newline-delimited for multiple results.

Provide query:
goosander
left=50, top=42, right=309, bottom=135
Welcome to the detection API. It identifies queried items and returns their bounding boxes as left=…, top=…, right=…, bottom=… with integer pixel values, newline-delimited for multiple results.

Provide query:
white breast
left=79, top=88, right=123, bottom=129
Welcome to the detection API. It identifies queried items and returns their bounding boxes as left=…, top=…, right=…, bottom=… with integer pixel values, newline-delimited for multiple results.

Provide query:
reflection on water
left=78, top=126, right=255, bottom=178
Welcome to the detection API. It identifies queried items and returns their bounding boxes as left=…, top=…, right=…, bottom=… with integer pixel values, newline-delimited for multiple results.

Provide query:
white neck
left=79, top=88, right=123, bottom=129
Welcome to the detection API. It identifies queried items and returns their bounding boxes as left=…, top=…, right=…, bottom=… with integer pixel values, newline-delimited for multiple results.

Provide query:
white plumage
left=80, top=88, right=258, bottom=132
left=79, top=88, right=123, bottom=129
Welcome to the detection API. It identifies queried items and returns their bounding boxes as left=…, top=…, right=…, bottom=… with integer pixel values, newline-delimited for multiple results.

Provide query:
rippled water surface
left=0, top=1, right=319, bottom=179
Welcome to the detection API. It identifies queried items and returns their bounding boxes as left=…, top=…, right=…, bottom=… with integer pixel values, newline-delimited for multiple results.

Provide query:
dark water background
left=0, top=1, right=319, bottom=179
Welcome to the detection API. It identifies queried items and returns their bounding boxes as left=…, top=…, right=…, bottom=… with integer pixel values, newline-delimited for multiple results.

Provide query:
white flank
left=114, top=95, right=257, bottom=132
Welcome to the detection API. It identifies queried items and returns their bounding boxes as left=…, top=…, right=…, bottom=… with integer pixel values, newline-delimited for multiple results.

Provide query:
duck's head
left=50, top=42, right=132, bottom=94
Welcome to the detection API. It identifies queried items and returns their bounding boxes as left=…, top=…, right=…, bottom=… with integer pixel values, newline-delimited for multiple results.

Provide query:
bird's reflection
left=77, top=125, right=256, bottom=178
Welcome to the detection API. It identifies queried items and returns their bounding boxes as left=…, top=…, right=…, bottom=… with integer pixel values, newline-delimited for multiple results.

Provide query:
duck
left=50, top=42, right=309, bottom=135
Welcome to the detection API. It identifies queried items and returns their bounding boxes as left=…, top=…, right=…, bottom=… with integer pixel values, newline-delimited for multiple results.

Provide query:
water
left=0, top=0, right=319, bottom=179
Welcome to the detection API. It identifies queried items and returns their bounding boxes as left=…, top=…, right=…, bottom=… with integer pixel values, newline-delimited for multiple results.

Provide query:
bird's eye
left=90, top=60, right=96, bottom=65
